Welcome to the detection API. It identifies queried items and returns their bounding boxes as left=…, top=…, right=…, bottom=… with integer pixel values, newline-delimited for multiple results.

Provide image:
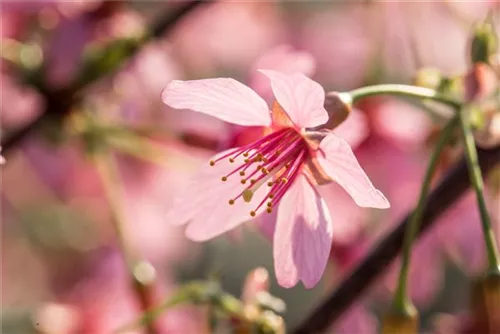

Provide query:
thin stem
left=93, top=151, right=158, bottom=334
left=348, top=84, right=462, bottom=109
left=393, top=116, right=458, bottom=311
left=458, top=108, right=500, bottom=270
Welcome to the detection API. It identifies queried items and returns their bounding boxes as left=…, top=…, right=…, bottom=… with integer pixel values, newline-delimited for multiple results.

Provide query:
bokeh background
left=1, top=1, right=499, bottom=333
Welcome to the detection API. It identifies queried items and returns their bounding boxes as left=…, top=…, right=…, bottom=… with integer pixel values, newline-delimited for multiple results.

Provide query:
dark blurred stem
left=1, top=1, right=205, bottom=155
left=393, top=116, right=458, bottom=311
left=458, top=108, right=500, bottom=271
left=348, top=84, right=462, bottom=109
left=293, top=145, right=500, bottom=334
left=93, top=151, right=157, bottom=334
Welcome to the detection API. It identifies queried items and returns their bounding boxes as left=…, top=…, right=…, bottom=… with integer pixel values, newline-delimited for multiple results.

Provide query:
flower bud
left=470, top=20, right=498, bottom=64
left=413, top=67, right=443, bottom=90
left=463, top=63, right=498, bottom=102
left=473, top=108, right=500, bottom=149
left=470, top=269, right=500, bottom=333
left=381, top=303, right=419, bottom=334
left=321, top=91, right=353, bottom=130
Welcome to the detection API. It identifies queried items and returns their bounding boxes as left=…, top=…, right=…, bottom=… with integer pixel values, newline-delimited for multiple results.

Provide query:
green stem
left=348, top=84, right=462, bottom=109
left=458, top=108, right=500, bottom=271
left=93, top=151, right=158, bottom=334
left=393, top=117, right=459, bottom=311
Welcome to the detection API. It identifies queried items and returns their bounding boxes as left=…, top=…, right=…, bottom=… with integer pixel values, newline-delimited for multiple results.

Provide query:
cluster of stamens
left=209, top=128, right=308, bottom=217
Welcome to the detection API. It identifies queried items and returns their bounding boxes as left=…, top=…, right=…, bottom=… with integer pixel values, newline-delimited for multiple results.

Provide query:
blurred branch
left=293, top=145, right=500, bottom=334
left=1, top=1, right=205, bottom=154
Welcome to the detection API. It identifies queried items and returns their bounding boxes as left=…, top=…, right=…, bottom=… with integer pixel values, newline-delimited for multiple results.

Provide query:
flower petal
left=165, top=149, right=268, bottom=241
left=258, top=69, right=328, bottom=128
left=273, top=174, right=333, bottom=288
left=162, top=78, right=271, bottom=126
left=317, top=133, right=390, bottom=209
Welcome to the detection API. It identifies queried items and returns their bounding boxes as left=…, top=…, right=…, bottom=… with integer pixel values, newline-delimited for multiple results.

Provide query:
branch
left=293, top=145, right=500, bottom=334
left=1, top=1, right=205, bottom=154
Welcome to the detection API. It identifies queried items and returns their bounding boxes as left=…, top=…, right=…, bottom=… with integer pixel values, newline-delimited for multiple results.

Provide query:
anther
left=281, top=177, right=288, bottom=184
left=229, top=158, right=235, bottom=163
left=241, top=179, right=247, bottom=184
left=267, top=202, right=272, bottom=208
left=243, top=189, right=254, bottom=202
left=209, top=160, right=215, bottom=166
left=267, top=181, right=274, bottom=187
left=244, top=158, right=249, bottom=163
left=269, top=194, right=275, bottom=199
left=250, top=211, right=256, bottom=217
left=221, top=176, right=227, bottom=182
left=266, top=208, right=272, bottom=214
left=243, top=152, right=249, bottom=157
left=228, top=199, right=235, bottom=205
left=250, top=179, right=256, bottom=185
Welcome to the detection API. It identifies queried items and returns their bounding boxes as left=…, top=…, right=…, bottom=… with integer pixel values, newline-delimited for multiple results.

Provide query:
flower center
left=209, top=128, right=309, bottom=217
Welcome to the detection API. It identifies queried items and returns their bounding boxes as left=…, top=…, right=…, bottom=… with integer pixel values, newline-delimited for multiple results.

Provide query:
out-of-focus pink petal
left=165, top=149, right=268, bottom=241
left=273, top=174, right=333, bottom=288
left=258, top=70, right=328, bottom=128
left=162, top=78, right=271, bottom=126
left=250, top=45, right=316, bottom=99
left=332, top=108, right=369, bottom=149
left=317, top=133, right=390, bottom=209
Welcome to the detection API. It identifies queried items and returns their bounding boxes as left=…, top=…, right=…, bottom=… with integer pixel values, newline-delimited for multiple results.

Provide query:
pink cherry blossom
left=162, top=70, right=389, bottom=288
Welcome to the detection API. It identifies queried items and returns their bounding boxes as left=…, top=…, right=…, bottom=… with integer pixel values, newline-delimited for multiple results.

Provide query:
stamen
left=216, top=128, right=309, bottom=214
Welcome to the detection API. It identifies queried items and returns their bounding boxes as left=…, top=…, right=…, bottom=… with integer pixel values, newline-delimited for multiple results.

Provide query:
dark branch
left=293, top=145, right=500, bottom=334
left=1, top=1, right=205, bottom=154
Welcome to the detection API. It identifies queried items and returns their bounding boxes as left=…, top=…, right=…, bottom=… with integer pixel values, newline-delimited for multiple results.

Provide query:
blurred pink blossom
left=171, top=2, right=286, bottom=73
left=299, top=4, right=375, bottom=89
left=162, top=71, right=388, bottom=288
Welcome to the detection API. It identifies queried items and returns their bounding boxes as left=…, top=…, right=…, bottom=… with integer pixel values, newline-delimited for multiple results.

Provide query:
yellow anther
left=250, top=211, right=256, bottom=217
left=244, top=158, right=249, bottom=163
left=266, top=208, right=272, bottom=214
left=262, top=168, right=269, bottom=175
left=281, top=177, right=288, bottom=184
left=239, top=171, right=245, bottom=176
left=228, top=199, right=235, bottom=205
left=221, top=176, right=227, bottom=182
left=229, top=158, right=235, bottom=163
left=243, top=189, right=254, bottom=202
left=209, top=160, right=215, bottom=166
left=241, top=179, right=247, bottom=184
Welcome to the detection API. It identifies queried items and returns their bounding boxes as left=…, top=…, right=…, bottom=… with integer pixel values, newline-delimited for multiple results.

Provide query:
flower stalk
left=458, top=107, right=500, bottom=271
left=382, top=116, right=459, bottom=333
left=348, top=84, right=462, bottom=109
left=93, top=151, right=158, bottom=334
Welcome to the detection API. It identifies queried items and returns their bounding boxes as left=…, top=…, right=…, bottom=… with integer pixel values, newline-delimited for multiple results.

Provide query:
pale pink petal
left=273, top=174, right=333, bottom=288
left=317, top=133, right=390, bottom=209
left=162, top=78, right=271, bottom=126
left=258, top=69, right=328, bottom=128
left=166, top=149, right=268, bottom=241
